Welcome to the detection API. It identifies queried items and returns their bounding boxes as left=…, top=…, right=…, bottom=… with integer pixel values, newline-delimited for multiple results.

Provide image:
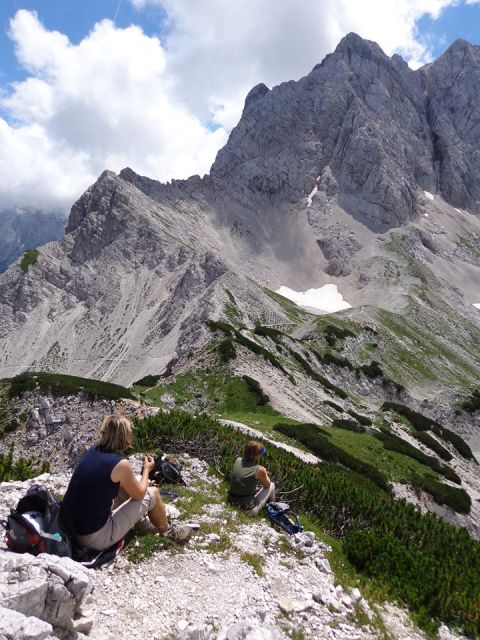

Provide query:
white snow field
left=473, top=303, right=480, bottom=309
left=276, top=284, right=352, bottom=313
left=424, top=191, right=435, bottom=200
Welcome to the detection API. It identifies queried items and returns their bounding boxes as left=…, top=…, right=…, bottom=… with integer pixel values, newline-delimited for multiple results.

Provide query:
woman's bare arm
left=111, top=456, right=154, bottom=500
left=255, top=466, right=271, bottom=489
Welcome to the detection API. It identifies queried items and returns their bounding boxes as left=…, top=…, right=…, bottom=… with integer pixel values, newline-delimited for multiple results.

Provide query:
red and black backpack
left=2, top=484, right=72, bottom=557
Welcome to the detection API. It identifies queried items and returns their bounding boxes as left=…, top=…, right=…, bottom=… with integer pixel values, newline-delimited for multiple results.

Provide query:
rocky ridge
left=1, top=36, right=480, bottom=452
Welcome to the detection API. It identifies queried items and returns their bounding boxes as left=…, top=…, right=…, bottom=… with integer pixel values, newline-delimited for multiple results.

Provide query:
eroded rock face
left=0, top=552, right=94, bottom=639
left=212, top=34, right=480, bottom=227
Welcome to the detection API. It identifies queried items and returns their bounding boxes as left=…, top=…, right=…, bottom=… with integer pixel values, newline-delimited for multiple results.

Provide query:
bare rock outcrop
left=0, top=552, right=94, bottom=639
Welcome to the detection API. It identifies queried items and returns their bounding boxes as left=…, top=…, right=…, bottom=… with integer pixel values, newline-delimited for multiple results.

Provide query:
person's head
left=98, top=415, right=133, bottom=452
left=243, top=440, right=266, bottom=463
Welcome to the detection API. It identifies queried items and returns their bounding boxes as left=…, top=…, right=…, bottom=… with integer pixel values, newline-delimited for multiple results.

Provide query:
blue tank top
left=62, top=445, right=123, bottom=536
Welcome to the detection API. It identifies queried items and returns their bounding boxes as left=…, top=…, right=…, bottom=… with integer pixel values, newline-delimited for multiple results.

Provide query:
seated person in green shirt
left=228, top=440, right=275, bottom=516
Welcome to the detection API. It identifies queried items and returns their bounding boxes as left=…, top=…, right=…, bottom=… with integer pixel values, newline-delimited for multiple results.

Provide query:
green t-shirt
left=228, top=457, right=259, bottom=506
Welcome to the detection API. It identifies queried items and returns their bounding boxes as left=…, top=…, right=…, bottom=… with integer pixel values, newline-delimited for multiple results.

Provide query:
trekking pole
left=277, top=485, right=304, bottom=495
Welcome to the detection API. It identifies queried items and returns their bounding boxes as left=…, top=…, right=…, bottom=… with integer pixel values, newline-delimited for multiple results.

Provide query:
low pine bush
left=323, top=400, right=343, bottom=412
left=218, top=338, right=236, bottom=363
left=289, top=349, right=347, bottom=399
left=19, top=248, right=39, bottom=273
left=7, top=372, right=134, bottom=401
left=460, top=390, right=480, bottom=413
left=331, top=418, right=366, bottom=433
left=346, top=409, right=372, bottom=426
left=132, top=375, right=161, bottom=387
left=357, top=361, right=383, bottom=379
left=274, top=422, right=389, bottom=491
left=412, top=431, right=452, bottom=462
left=374, top=431, right=461, bottom=485
left=0, top=446, right=50, bottom=482
left=131, top=409, right=480, bottom=637
left=242, top=375, right=270, bottom=405
left=410, top=476, right=471, bottom=514
left=382, top=402, right=474, bottom=460
left=253, top=326, right=284, bottom=342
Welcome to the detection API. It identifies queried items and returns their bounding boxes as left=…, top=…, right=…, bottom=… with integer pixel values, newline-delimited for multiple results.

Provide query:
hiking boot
left=163, top=524, right=194, bottom=543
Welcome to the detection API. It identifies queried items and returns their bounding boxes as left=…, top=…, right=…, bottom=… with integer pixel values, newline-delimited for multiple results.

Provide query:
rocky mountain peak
left=331, top=31, right=388, bottom=64
left=243, top=82, right=271, bottom=112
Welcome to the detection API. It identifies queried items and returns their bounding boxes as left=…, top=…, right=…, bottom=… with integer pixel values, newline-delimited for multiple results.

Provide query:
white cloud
left=131, top=0, right=463, bottom=124
left=0, top=10, right=227, bottom=212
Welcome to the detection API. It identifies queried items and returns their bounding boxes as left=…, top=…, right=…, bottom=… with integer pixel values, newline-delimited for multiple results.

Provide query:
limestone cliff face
left=211, top=34, right=480, bottom=227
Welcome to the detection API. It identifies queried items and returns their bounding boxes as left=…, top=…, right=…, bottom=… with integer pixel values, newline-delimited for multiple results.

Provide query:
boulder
left=0, top=552, right=95, bottom=634
left=0, top=605, right=55, bottom=640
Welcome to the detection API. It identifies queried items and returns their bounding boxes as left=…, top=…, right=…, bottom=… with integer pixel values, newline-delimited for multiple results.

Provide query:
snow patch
left=306, top=185, right=318, bottom=207
left=276, top=284, right=352, bottom=313
left=423, top=213, right=429, bottom=218
left=306, top=176, right=321, bottom=207
left=455, top=207, right=462, bottom=213
left=473, top=303, right=480, bottom=310
left=424, top=191, right=435, bottom=201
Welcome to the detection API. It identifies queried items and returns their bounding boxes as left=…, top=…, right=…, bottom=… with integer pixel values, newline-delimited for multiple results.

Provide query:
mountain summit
left=1, top=34, right=480, bottom=403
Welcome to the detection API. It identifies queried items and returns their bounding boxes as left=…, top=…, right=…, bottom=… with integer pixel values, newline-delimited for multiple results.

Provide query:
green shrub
left=253, top=326, right=284, bottom=342
left=235, top=333, right=289, bottom=377
left=357, top=361, right=383, bottom=379
left=0, top=446, right=50, bottom=482
left=218, top=338, right=237, bottom=363
left=331, top=418, right=366, bottom=433
left=410, top=476, right=471, bottom=514
left=242, top=375, right=270, bottom=405
left=274, top=423, right=389, bottom=491
left=324, top=400, right=343, bottom=412
left=19, top=248, right=39, bottom=273
left=133, top=374, right=161, bottom=387
left=3, top=419, right=20, bottom=434
left=131, top=409, right=480, bottom=637
left=323, top=324, right=356, bottom=347
left=412, top=431, right=452, bottom=462
left=206, top=321, right=294, bottom=382
left=7, top=372, right=135, bottom=400
left=288, top=349, right=347, bottom=399
left=347, top=410, right=372, bottom=426
left=374, top=431, right=461, bottom=484
left=206, top=320, right=235, bottom=335
left=460, top=390, right=480, bottom=413
left=432, top=424, right=474, bottom=461
left=313, top=350, right=354, bottom=369
left=381, top=402, right=474, bottom=460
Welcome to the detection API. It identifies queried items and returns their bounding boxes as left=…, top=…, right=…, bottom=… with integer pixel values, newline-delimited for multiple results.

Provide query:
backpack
left=3, top=484, right=72, bottom=557
left=149, top=453, right=186, bottom=485
left=3, top=485, right=124, bottom=569
left=265, top=501, right=303, bottom=535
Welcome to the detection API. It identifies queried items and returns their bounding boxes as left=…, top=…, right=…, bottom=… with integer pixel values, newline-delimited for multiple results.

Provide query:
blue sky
left=0, top=0, right=168, bottom=84
left=0, top=0, right=479, bottom=213
left=417, top=2, right=480, bottom=58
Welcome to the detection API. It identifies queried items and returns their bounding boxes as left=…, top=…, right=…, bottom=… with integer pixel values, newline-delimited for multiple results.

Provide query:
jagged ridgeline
left=132, top=411, right=480, bottom=636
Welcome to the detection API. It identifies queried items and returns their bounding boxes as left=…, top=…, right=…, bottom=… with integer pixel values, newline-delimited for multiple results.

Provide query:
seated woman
left=228, top=440, right=275, bottom=516
left=62, top=415, right=190, bottom=550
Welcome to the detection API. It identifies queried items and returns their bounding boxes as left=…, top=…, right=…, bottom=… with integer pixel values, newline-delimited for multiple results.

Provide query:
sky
left=0, top=0, right=479, bottom=215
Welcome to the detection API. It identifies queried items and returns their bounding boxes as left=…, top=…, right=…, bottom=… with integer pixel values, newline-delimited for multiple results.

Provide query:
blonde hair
left=243, top=440, right=263, bottom=462
left=98, top=415, right=132, bottom=452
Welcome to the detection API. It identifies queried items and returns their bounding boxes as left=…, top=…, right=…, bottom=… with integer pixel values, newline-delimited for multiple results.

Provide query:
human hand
left=144, top=455, right=155, bottom=473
